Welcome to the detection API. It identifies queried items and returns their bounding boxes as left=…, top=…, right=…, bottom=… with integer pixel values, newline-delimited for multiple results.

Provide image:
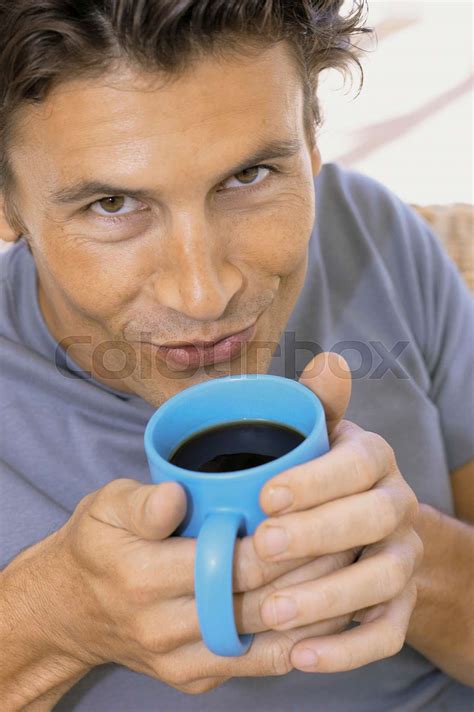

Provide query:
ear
left=310, top=143, right=322, bottom=178
left=0, top=193, right=21, bottom=243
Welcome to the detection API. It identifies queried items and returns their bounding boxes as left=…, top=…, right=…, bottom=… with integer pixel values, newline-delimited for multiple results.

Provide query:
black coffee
left=168, top=419, right=305, bottom=473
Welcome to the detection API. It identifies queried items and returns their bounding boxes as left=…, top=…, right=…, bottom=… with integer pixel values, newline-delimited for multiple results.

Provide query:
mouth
left=152, top=321, right=258, bottom=368
left=159, top=322, right=256, bottom=349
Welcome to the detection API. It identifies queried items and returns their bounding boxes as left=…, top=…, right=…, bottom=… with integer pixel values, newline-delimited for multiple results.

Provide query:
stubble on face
left=9, top=40, right=321, bottom=407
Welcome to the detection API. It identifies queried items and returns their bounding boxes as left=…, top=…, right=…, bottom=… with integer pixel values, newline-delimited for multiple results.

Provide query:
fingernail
left=267, top=486, right=293, bottom=512
left=261, top=526, right=288, bottom=556
left=293, top=648, right=318, bottom=669
left=270, top=595, right=298, bottom=624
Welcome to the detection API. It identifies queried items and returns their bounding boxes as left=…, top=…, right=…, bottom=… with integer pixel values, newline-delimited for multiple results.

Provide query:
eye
left=88, top=195, right=143, bottom=218
left=218, top=164, right=276, bottom=192
left=85, top=163, right=279, bottom=223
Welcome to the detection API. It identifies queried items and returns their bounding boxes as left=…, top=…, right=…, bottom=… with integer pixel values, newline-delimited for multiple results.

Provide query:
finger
left=259, top=530, right=423, bottom=630
left=298, top=352, right=352, bottom=435
left=254, top=474, right=413, bottom=561
left=260, top=422, right=393, bottom=516
left=234, top=549, right=357, bottom=633
left=148, top=531, right=327, bottom=598
left=290, top=582, right=418, bottom=673
left=154, top=535, right=314, bottom=597
left=146, top=596, right=351, bottom=653
left=88, top=478, right=188, bottom=540
left=154, top=615, right=354, bottom=687
left=144, top=549, right=357, bottom=647
left=233, top=535, right=315, bottom=593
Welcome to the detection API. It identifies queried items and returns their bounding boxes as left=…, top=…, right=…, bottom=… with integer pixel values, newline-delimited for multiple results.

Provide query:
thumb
left=94, top=478, right=188, bottom=540
left=298, top=352, right=352, bottom=436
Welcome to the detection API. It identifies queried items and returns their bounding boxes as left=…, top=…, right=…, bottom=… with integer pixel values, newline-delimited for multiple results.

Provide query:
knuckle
left=163, top=662, right=197, bottom=689
left=382, top=553, right=409, bottom=597
left=338, top=419, right=360, bottom=437
left=268, top=636, right=293, bottom=676
left=406, top=580, right=419, bottom=608
left=412, top=531, right=424, bottom=569
left=178, top=678, right=223, bottom=695
left=118, top=564, right=141, bottom=597
left=342, top=643, right=357, bottom=670
left=383, top=442, right=397, bottom=472
left=130, top=617, right=172, bottom=655
left=87, top=490, right=109, bottom=518
left=258, top=578, right=281, bottom=609
left=92, top=479, right=119, bottom=505
left=387, top=449, right=398, bottom=474
left=404, top=489, right=420, bottom=523
left=373, top=490, right=398, bottom=537
left=347, top=440, right=373, bottom=490
left=68, top=513, right=97, bottom=565
left=388, top=625, right=406, bottom=656
left=374, top=432, right=397, bottom=470
left=362, top=429, right=381, bottom=450
left=366, top=430, right=397, bottom=473
left=117, top=556, right=162, bottom=604
left=74, top=491, right=96, bottom=517
left=236, top=552, right=267, bottom=592
left=150, top=658, right=183, bottom=687
left=124, top=576, right=153, bottom=605
left=94, top=478, right=136, bottom=510
left=108, top=477, right=137, bottom=493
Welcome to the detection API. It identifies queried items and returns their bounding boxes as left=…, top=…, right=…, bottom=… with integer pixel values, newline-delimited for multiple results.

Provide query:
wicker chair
left=411, top=203, right=473, bottom=293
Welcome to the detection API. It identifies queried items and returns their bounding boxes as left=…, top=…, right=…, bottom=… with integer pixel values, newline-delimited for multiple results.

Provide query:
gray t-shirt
left=1, top=163, right=473, bottom=711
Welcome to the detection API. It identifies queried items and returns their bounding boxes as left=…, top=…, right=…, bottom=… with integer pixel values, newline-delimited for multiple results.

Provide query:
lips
left=161, top=324, right=254, bottom=348
left=154, top=322, right=257, bottom=367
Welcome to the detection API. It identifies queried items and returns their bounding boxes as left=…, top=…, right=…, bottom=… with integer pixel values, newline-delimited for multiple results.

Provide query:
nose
left=152, top=210, right=244, bottom=322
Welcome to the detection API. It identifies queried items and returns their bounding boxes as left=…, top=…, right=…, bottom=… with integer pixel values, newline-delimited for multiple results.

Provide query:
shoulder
left=313, top=163, right=469, bottom=354
left=313, top=163, right=431, bottom=307
left=315, top=161, right=455, bottom=299
left=316, top=163, right=472, bottom=300
left=315, top=162, right=431, bottom=253
left=314, top=162, right=473, bottom=365
left=0, top=239, right=31, bottom=339
left=314, top=162, right=460, bottom=281
left=0, top=238, right=30, bottom=284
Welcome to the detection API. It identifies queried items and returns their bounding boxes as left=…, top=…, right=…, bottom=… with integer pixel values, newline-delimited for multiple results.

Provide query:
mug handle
left=195, top=511, right=253, bottom=656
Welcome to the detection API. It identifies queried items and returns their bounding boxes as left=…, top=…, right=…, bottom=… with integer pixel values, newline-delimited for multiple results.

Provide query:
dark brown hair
left=0, top=0, right=372, bottom=233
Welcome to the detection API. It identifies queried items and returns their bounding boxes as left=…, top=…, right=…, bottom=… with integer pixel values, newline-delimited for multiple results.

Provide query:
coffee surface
left=168, top=419, right=305, bottom=473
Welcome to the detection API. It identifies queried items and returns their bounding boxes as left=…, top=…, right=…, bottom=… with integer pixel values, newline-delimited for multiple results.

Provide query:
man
left=0, top=1, right=473, bottom=710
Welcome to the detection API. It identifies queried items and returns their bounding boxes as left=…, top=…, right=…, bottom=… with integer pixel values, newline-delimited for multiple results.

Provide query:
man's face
left=7, top=40, right=321, bottom=407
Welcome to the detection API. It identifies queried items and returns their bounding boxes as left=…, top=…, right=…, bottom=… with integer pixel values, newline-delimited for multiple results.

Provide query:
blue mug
left=144, top=374, right=329, bottom=657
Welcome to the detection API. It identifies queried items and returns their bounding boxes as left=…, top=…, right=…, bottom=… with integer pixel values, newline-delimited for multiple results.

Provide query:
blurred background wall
left=317, top=0, right=473, bottom=205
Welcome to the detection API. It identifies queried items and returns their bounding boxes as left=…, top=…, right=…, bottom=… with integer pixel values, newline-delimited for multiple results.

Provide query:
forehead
left=11, top=41, right=304, bottom=190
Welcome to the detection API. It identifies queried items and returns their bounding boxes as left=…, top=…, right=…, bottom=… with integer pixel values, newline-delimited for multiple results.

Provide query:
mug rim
left=144, top=374, right=326, bottom=481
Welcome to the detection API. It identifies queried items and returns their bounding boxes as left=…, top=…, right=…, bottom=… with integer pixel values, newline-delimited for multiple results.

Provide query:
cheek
left=225, top=192, right=315, bottom=275
left=34, top=186, right=315, bottom=316
left=35, top=229, right=145, bottom=316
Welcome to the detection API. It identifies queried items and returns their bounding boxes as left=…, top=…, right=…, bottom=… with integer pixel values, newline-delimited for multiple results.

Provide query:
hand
left=253, top=352, right=424, bottom=673
left=29, top=477, right=357, bottom=697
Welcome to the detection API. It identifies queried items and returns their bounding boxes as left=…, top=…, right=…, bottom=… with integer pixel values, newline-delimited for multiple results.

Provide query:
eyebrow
left=48, top=136, right=303, bottom=205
